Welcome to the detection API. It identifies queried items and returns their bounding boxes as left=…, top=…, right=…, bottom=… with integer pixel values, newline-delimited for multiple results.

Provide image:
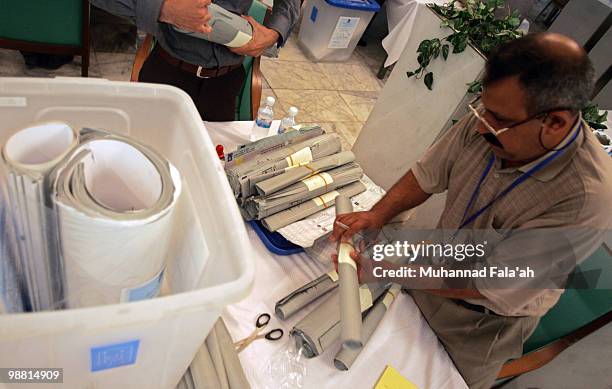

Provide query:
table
left=382, top=0, right=449, bottom=68
left=204, top=121, right=468, bottom=389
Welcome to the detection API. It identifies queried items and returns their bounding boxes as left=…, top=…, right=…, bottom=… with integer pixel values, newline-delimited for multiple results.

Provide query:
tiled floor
left=0, top=9, right=389, bottom=149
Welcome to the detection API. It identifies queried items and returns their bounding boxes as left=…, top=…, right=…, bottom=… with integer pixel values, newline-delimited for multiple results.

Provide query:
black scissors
left=234, top=313, right=283, bottom=353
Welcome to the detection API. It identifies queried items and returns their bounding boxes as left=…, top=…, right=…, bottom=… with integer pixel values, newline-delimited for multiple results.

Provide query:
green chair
left=130, top=1, right=269, bottom=121
left=497, top=245, right=612, bottom=381
left=0, top=0, right=90, bottom=76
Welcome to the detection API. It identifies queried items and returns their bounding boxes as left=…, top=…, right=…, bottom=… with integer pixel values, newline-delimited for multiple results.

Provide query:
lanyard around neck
left=458, top=123, right=581, bottom=230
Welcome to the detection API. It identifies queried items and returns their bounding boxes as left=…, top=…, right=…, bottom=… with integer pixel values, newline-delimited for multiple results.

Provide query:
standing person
left=92, top=0, right=300, bottom=120
left=330, top=33, right=612, bottom=389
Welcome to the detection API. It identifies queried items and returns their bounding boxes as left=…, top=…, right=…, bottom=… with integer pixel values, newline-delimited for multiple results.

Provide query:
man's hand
left=329, top=210, right=387, bottom=244
left=230, top=16, right=279, bottom=57
left=159, top=0, right=213, bottom=34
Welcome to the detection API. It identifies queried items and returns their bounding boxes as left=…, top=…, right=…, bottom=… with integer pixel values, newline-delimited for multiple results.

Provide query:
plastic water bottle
left=278, top=107, right=299, bottom=134
left=251, top=96, right=275, bottom=141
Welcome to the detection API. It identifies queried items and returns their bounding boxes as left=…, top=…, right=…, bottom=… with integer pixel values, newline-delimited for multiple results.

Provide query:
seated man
left=331, top=32, right=612, bottom=389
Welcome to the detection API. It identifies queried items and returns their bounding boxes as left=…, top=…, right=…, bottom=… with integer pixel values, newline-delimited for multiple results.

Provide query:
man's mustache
left=482, top=133, right=504, bottom=149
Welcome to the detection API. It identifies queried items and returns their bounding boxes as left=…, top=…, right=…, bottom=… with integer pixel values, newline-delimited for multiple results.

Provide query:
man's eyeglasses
left=468, top=95, right=549, bottom=137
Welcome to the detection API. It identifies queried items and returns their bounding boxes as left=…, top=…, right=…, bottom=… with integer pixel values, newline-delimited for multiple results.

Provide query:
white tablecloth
left=382, top=0, right=449, bottom=67
left=204, top=121, right=468, bottom=389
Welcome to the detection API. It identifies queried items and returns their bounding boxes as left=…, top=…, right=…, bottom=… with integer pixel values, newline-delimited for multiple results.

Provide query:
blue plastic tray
left=249, top=220, right=304, bottom=256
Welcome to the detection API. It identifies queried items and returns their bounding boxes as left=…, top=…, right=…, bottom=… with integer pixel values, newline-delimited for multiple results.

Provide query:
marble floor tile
left=260, top=59, right=332, bottom=90
left=274, top=89, right=357, bottom=122
left=277, top=35, right=310, bottom=62
left=339, top=91, right=378, bottom=122
left=299, top=121, right=364, bottom=149
left=0, top=49, right=101, bottom=78
left=316, top=62, right=382, bottom=92
left=92, top=52, right=134, bottom=81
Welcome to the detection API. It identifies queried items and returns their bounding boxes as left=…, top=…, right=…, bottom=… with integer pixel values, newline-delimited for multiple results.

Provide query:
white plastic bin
left=298, top=0, right=380, bottom=62
left=0, top=77, right=255, bottom=389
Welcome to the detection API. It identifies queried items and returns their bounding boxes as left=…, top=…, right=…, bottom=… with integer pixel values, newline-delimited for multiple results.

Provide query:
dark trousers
left=139, top=46, right=246, bottom=121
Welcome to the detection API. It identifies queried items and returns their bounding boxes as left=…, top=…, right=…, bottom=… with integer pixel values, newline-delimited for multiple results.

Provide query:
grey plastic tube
left=275, top=271, right=339, bottom=320
left=334, top=285, right=401, bottom=370
left=335, top=196, right=362, bottom=349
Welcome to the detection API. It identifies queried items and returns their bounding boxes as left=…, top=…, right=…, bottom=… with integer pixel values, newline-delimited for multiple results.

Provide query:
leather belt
left=453, top=299, right=502, bottom=316
left=155, top=45, right=242, bottom=79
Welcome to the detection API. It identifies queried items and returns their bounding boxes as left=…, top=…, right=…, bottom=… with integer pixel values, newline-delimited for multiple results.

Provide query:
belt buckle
left=196, top=66, right=211, bottom=79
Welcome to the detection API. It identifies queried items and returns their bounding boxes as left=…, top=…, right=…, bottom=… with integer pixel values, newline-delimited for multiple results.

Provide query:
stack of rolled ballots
left=225, top=131, right=340, bottom=202
left=225, top=129, right=368, bottom=232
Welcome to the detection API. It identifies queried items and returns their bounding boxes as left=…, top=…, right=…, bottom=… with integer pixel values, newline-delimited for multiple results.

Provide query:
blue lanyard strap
left=458, top=124, right=581, bottom=230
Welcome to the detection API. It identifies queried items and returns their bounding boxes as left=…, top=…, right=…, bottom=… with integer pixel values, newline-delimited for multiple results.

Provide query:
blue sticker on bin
left=91, top=340, right=140, bottom=372
left=310, top=6, right=318, bottom=22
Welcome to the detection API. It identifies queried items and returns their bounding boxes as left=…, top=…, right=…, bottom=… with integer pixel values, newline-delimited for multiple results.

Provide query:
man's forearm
left=371, top=169, right=431, bottom=223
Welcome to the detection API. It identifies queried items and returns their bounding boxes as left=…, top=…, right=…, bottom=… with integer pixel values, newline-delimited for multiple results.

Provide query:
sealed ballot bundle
left=1, top=122, right=181, bottom=310
left=225, top=128, right=368, bottom=233
left=226, top=130, right=341, bottom=202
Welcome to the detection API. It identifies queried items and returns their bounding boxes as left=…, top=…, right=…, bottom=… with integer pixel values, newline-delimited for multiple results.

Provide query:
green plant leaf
left=406, top=70, right=417, bottom=78
left=442, top=44, right=449, bottom=60
left=467, top=80, right=482, bottom=94
left=424, top=72, right=434, bottom=90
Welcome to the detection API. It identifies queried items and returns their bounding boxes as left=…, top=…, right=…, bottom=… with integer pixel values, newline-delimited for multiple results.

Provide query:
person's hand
left=331, top=244, right=377, bottom=284
left=329, top=210, right=386, bottom=244
left=230, top=16, right=279, bottom=57
left=159, top=0, right=213, bottom=34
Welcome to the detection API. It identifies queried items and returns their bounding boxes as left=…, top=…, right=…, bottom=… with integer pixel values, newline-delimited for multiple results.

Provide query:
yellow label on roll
left=313, top=190, right=339, bottom=207
left=285, top=147, right=313, bottom=167
left=302, top=172, right=333, bottom=191
left=327, top=270, right=339, bottom=282
left=338, top=243, right=356, bottom=270
left=359, top=285, right=373, bottom=311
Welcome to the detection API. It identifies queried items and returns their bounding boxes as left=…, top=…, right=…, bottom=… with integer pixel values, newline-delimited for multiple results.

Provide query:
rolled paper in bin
left=1, top=122, right=79, bottom=311
left=334, top=284, right=401, bottom=370
left=275, top=270, right=339, bottom=320
left=335, top=195, right=363, bottom=349
left=52, top=128, right=182, bottom=308
left=290, top=282, right=388, bottom=357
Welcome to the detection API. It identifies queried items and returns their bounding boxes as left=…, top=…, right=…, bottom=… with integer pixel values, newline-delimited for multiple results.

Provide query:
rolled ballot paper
left=334, top=285, right=401, bottom=370
left=262, top=181, right=367, bottom=232
left=226, top=133, right=341, bottom=201
left=336, top=195, right=363, bottom=349
left=1, top=122, right=79, bottom=311
left=176, top=318, right=250, bottom=389
left=290, top=282, right=389, bottom=358
left=225, top=125, right=324, bottom=168
left=244, top=162, right=363, bottom=220
left=275, top=270, right=339, bottom=320
left=52, top=128, right=181, bottom=308
left=173, top=4, right=253, bottom=48
left=255, top=151, right=356, bottom=196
